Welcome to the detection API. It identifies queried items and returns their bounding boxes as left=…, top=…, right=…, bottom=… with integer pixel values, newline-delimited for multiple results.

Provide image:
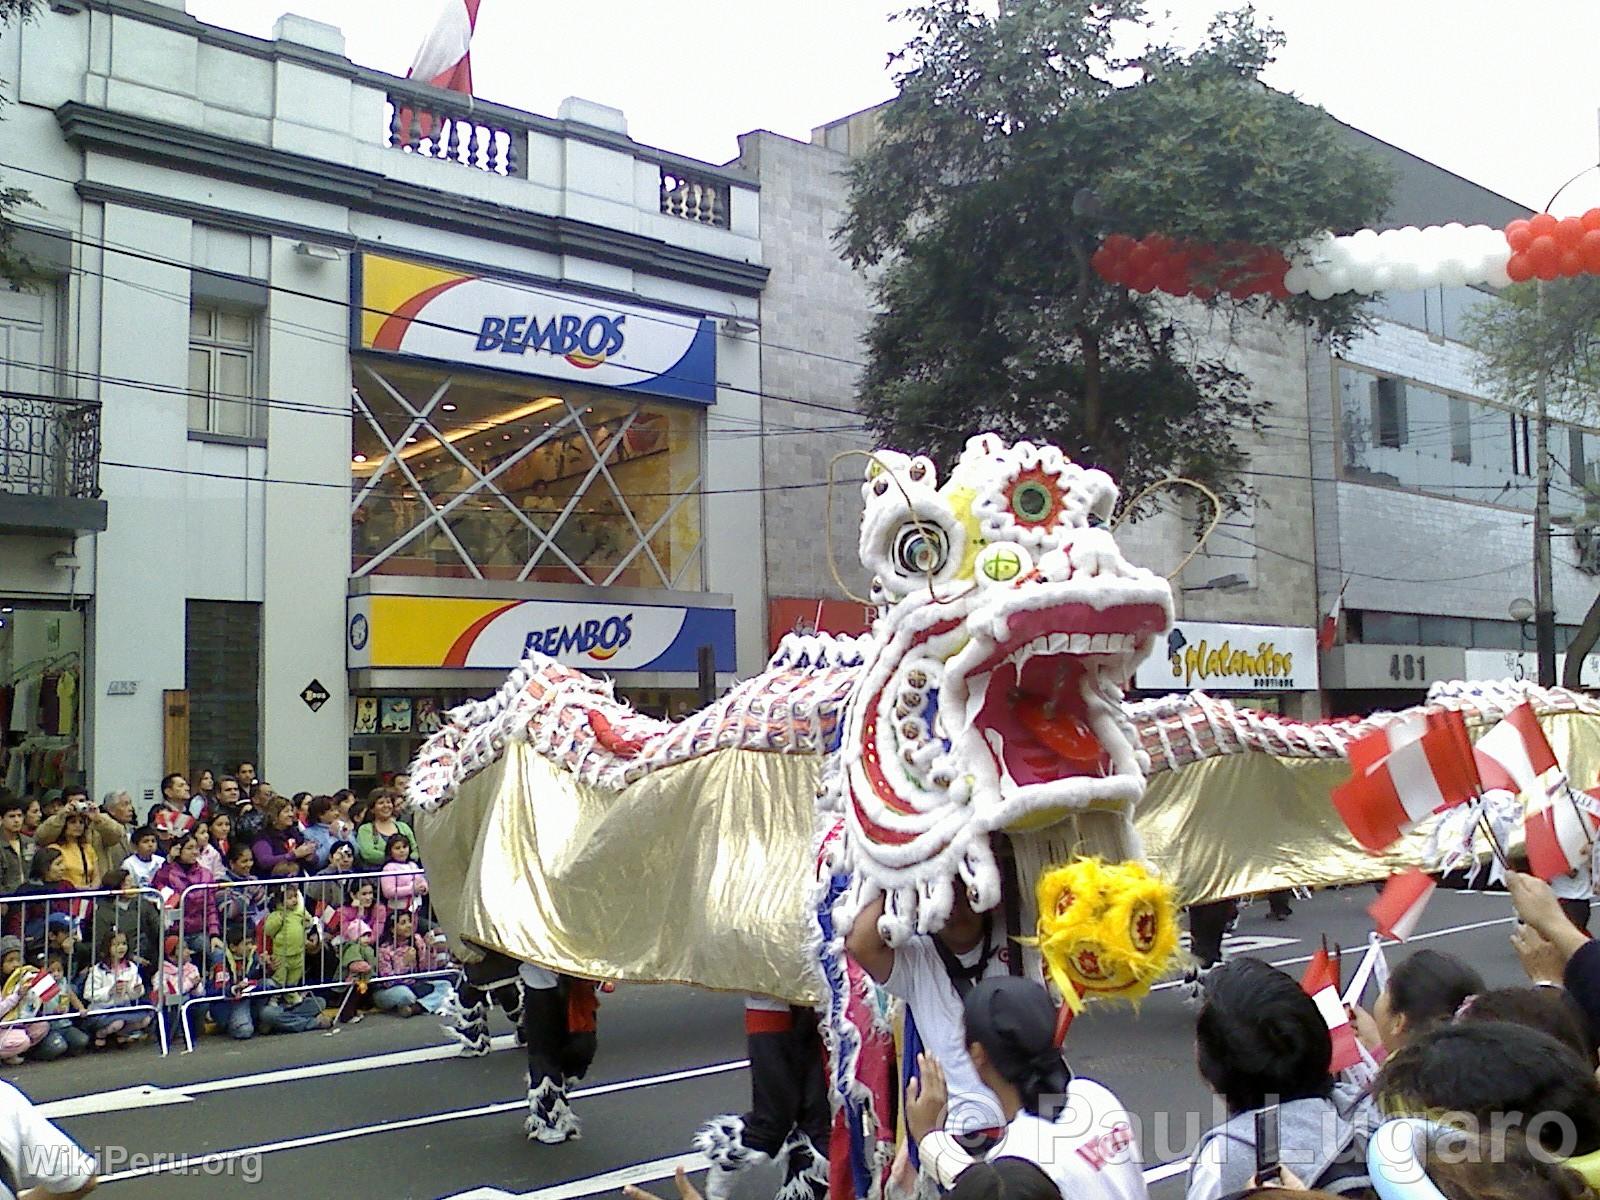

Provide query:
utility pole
left=1535, top=278, right=1558, bottom=687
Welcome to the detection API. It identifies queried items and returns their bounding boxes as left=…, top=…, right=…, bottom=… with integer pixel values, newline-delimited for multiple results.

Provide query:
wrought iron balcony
left=0, top=392, right=107, bottom=535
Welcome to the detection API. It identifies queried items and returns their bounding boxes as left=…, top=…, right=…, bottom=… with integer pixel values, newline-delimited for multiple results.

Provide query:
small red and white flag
left=1368, top=869, right=1437, bottom=942
left=408, top=0, right=480, bottom=92
left=26, top=969, right=59, bottom=1007
left=1302, top=947, right=1363, bottom=1073
left=1473, top=702, right=1559, bottom=799
left=399, top=1, right=481, bottom=144
left=1524, top=779, right=1599, bottom=882
left=1319, top=580, right=1348, bottom=652
left=1333, top=711, right=1481, bottom=852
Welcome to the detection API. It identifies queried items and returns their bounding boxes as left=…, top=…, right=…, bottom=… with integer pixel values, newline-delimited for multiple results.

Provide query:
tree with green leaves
left=840, top=0, right=1393, bottom=512
left=1466, top=277, right=1600, bottom=422
left=0, top=0, right=39, bottom=283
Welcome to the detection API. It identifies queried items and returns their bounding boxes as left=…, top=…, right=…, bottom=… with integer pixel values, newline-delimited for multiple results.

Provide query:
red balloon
left=1558, top=217, right=1586, bottom=248
left=1528, top=235, right=1562, bottom=275
left=1506, top=219, right=1534, bottom=252
left=1581, top=229, right=1600, bottom=273
left=1103, top=234, right=1136, bottom=257
left=1090, top=246, right=1116, bottom=278
left=1125, top=244, right=1155, bottom=274
left=1506, top=252, right=1535, bottom=282
left=1192, top=284, right=1216, bottom=301
left=1144, top=233, right=1173, bottom=257
left=1561, top=248, right=1584, bottom=276
left=1530, top=212, right=1560, bottom=238
left=1583, top=209, right=1600, bottom=234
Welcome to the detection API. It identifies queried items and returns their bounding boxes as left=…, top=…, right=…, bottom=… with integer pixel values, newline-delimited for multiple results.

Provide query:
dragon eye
left=892, top=523, right=948, bottom=576
left=1004, top=469, right=1065, bottom=528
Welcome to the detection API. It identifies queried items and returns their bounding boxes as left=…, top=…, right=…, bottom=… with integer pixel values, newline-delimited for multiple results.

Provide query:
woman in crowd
left=251, top=795, right=316, bottom=879
left=374, top=909, right=446, bottom=1017
left=1186, top=958, right=1374, bottom=1200
left=306, top=840, right=358, bottom=916
left=216, top=842, right=269, bottom=943
left=302, top=796, right=341, bottom=871
left=1455, top=986, right=1597, bottom=1064
left=330, top=790, right=357, bottom=839
left=188, top=769, right=215, bottom=820
left=8, top=848, right=78, bottom=944
left=36, top=808, right=100, bottom=892
left=208, top=812, right=232, bottom=863
left=21, top=797, right=41, bottom=838
left=151, top=831, right=221, bottom=965
left=1351, top=948, right=1483, bottom=1059
left=1375, top=1020, right=1600, bottom=1184
left=355, top=790, right=417, bottom=869
left=89, top=867, right=161, bottom=984
left=908, top=976, right=1148, bottom=1200
left=81, top=928, right=154, bottom=1048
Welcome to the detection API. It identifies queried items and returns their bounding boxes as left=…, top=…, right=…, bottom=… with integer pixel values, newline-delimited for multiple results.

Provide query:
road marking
left=95, top=1060, right=749, bottom=1183
left=1149, top=913, right=1515, bottom=992
left=38, top=1033, right=522, bottom=1119
left=447, top=1152, right=717, bottom=1200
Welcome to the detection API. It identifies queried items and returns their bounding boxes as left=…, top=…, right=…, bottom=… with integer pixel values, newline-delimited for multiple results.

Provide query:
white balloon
left=1390, top=262, right=1423, bottom=291
left=1438, top=259, right=1469, bottom=288
left=1325, top=266, right=1353, bottom=293
left=1308, top=276, right=1336, bottom=300
left=1282, top=264, right=1310, bottom=294
left=1484, top=260, right=1514, bottom=289
left=1369, top=262, right=1396, bottom=291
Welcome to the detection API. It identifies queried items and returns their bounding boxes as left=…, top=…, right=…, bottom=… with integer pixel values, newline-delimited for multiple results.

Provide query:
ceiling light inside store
left=442, top=403, right=457, bottom=412
left=352, top=395, right=564, bottom=473
left=352, top=453, right=368, bottom=464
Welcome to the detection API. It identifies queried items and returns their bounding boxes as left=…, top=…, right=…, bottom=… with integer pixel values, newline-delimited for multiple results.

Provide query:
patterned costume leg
left=442, top=948, right=524, bottom=1057
left=696, top=1000, right=828, bottom=1200
left=523, top=968, right=588, bottom=1144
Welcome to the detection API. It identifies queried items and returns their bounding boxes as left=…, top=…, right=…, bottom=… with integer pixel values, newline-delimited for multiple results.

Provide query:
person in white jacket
left=909, top=977, right=1149, bottom=1200
left=81, top=930, right=153, bottom=1048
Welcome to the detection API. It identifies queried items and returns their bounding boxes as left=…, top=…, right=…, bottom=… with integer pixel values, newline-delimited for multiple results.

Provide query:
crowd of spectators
left=0, top=764, right=449, bottom=1060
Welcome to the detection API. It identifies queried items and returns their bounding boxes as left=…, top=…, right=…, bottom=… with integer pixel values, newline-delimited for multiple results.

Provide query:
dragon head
left=827, top=433, right=1174, bottom=942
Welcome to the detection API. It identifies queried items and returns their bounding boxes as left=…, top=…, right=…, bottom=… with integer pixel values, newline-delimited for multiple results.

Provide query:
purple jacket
left=151, top=859, right=218, bottom=938
left=252, top=828, right=308, bottom=877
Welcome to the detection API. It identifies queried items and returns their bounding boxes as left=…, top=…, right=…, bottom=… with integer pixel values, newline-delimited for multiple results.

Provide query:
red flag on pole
left=1319, top=580, right=1348, bottom=652
left=1333, top=711, right=1481, bottom=851
left=399, top=0, right=481, bottom=145
left=1301, top=947, right=1363, bottom=1073
left=1474, top=702, right=1559, bottom=798
left=1368, top=869, right=1436, bottom=942
left=1524, top=780, right=1599, bottom=882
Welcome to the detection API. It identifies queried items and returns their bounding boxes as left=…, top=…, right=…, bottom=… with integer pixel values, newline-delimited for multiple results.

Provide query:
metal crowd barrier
left=172, top=868, right=460, bottom=1054
left=0, top=884, right=170, bottom=1056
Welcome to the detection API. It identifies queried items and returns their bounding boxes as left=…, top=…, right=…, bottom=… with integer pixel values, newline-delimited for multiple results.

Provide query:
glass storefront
left=351, top=360, right=704, bottom=588
left=0, top=604, right=85, bottom=796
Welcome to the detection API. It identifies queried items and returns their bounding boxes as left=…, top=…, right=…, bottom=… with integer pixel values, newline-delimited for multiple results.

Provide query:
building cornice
left=57, top=102, right=769, bottom=297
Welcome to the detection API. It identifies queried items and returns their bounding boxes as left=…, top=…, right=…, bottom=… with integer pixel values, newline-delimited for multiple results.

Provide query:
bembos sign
left=1134, top=620, right=1319, bottom=693
left=356, top=253, right=718, bottom=405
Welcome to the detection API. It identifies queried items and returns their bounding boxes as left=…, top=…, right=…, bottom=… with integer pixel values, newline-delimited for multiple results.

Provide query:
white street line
left=39, top=1034, right=522, bottom=1119
left=95, top=1060, right=749, bottom=1183
left=1143, top=1159, right=1190, bottom=1184
left=1149, top=913, right=1515, bottom=992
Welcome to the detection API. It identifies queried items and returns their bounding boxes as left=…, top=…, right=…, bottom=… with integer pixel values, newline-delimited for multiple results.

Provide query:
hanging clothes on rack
left=8, top=673, right=38, bottom=735
left=55, top=670, right=77, bottom=738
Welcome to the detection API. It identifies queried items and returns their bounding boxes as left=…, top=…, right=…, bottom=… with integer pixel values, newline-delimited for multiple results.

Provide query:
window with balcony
left=188, top=306, right=260, bottom=439
left=351, top=361, right=704, bottom=587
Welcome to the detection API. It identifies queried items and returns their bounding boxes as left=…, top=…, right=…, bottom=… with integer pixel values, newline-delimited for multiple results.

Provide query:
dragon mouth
left=951, top=600, right=1168, bottom=800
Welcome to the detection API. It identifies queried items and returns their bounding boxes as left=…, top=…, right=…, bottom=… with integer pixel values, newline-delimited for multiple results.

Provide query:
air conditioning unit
left=348, top=750, right=378, bottom=778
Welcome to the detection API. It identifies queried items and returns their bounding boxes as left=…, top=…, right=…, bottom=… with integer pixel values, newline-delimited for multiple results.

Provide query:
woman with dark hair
left=1456, top=987, right=1597, bottom=1064
left=1375, top=1021, right=1600, bottom=1163
left=908, top=977, right=1148, bottom=1200
left=1353, top=948, right=1483, bottom=1056
left=302, top=796, right=340, bottom=869
left=948, top=1158, right=1063, bottom=1200
left=1187, top=958, right=1375, bottom=1200
left=251, top=795, right=315, bottom=878
left=6, top=847, right=77, bottom=944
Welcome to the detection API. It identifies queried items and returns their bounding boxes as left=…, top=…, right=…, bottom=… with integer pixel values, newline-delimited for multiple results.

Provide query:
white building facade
left=0, top=0, right=767, bottom=801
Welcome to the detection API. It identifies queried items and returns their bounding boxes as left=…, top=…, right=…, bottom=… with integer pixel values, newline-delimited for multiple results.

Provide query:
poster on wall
left=352, top=697, right=379, bottom=736
left=380, top=697, right=413, bottom=734
left=414, top=697, right=441, bottom=735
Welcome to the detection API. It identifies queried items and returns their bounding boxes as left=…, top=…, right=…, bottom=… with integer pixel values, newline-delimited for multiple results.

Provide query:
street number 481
left=1389, top=653, right=1426, bottom=682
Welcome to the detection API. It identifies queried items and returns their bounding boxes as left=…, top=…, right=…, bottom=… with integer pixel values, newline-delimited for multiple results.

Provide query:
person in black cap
left=907, top=976, right=1149, bottom=1200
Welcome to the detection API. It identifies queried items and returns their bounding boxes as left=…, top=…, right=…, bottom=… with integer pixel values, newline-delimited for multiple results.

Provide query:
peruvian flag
left=1368, top=869, right=1437, bottom=942
left=1333, top=711, right=1481, bottom=852
left=399, top=1, right=481, bottom=145
left=1319, top=580, right=1348, bottom=652
left=1474, top=702, right=1559, bottom=798
left=1302, top=948, right=1363, bottom=1073
left=26, top=970, right=59, bottom=1007
left=407, top=0, right=479, bottom=94
left=1524, top=779, right=1599, bottom=882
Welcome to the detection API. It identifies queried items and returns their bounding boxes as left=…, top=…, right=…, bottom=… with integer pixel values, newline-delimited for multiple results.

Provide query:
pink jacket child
left=328, top=897, right=386, bottom=946
left=0, top=964, right=52, bottom=1064
left=379, top=861, right=428, bottom=912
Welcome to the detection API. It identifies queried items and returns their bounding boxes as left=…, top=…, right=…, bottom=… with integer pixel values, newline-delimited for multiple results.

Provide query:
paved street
left=9, top=887, right=1527, bottom=1199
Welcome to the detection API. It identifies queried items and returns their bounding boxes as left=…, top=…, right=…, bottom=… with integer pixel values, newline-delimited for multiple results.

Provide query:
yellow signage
left=1173, top=640, right=1294, bottom=688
